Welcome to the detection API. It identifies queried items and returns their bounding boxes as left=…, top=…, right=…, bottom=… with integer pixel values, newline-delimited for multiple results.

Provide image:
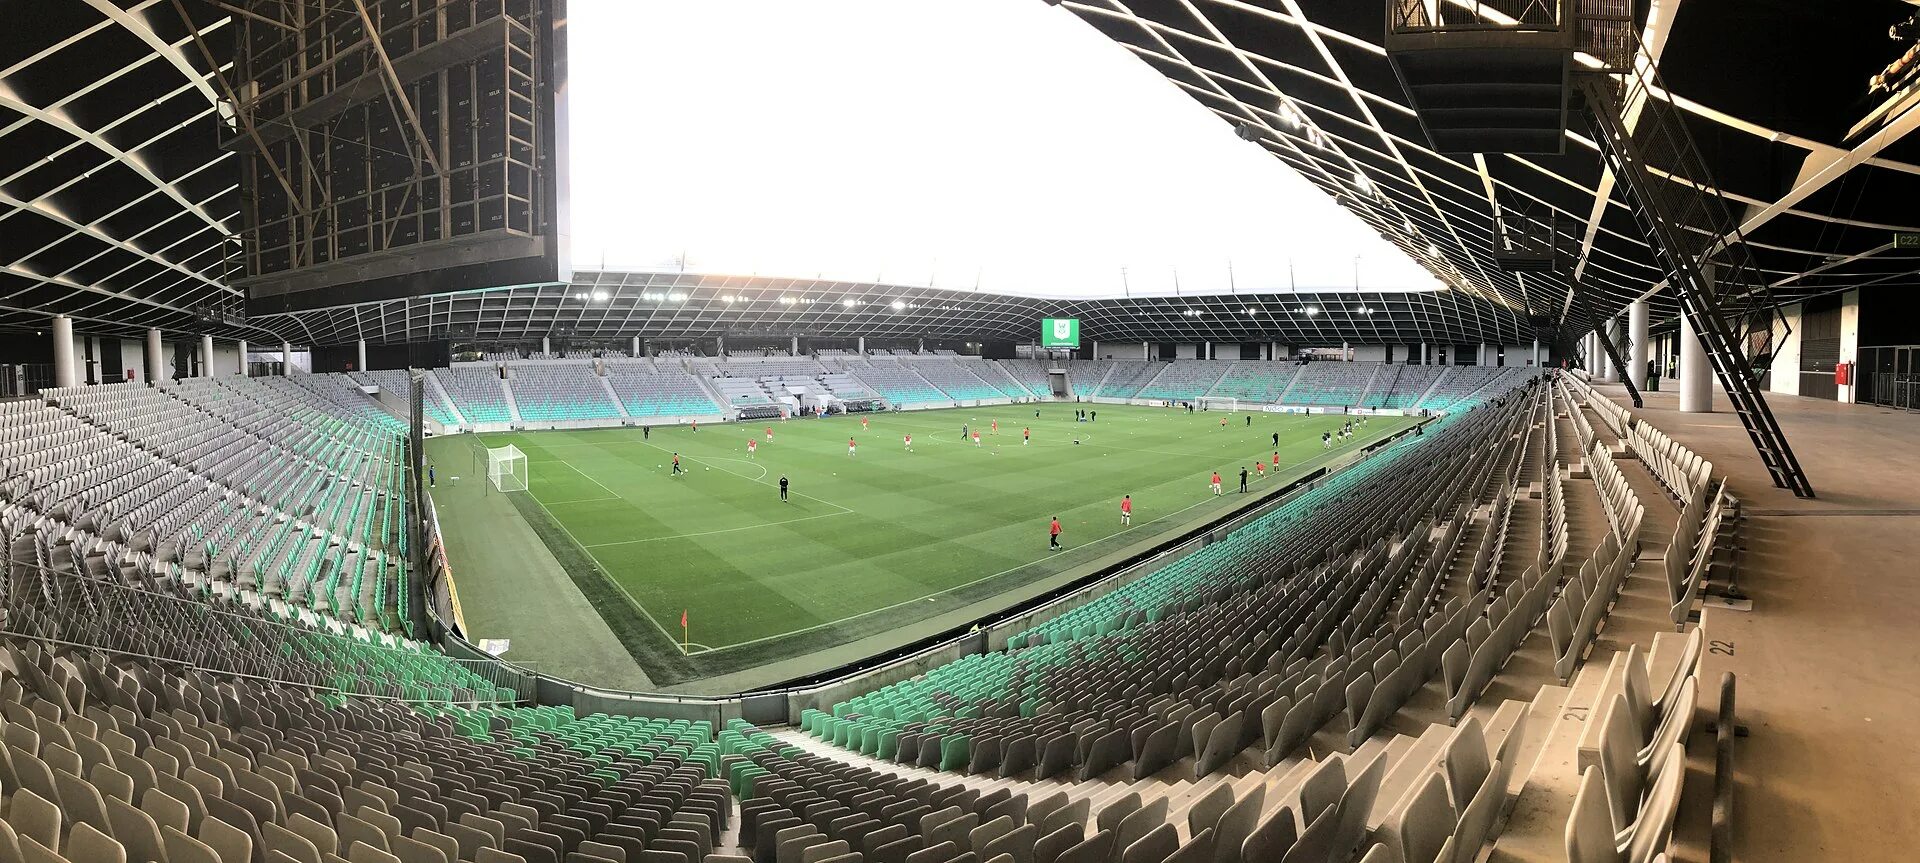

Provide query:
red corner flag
left=680, top=610, right=688, bottom=629
left=680, top=610, right=690, bottom=655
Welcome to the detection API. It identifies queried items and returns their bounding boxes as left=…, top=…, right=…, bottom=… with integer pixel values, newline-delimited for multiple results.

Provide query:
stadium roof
left=3, top=1, right=1919, bottom=345
left=1048, top=0, right=1920, bottom=332
left=254, top=270, right=1531, bottom=347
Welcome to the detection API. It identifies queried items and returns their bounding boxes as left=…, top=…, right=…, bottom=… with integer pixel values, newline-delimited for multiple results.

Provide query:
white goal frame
left=1197, top=396, right=1240, bottom=412
left=487, top=445, right=528, bottom=493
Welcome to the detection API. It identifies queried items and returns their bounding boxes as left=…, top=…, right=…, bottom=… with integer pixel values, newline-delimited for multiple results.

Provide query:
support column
left=1420, top=342, right=1429, bottom=365
left=51, top=316, right=77, bottom=388
left=238, top=340, right=249, bottom=376
left=791, top=336, right=799, bottom=356
left=541, top=336, right=551, bottom=355
left=1627, top=300, right=1650, bottom=388
left=1143, top=343, right=1150, bottom=360
left=1531, top=339, right=1541, bottom=367
left=857, top=336, right=865, bottom=356
left=202, top=335, right=216, bottom=378
left=280, top=340, right=292, bottom=375
left=918, top=337, right=926, bottom=354
left=1092, top=340, right=1100, bottom=360
left=716, top=335, right=726, bottom=357
left=1204, top=342, right=1212, bottom=361
left=355, top=339, right=367, bottom=373
left=1341, top=341, right=1350, bottom=362
left=146, top=329, right=164, bottom=383
left=1679, top=312, right=1712, bottom=412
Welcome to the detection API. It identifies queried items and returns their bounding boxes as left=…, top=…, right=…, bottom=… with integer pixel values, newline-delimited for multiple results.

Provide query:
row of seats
left=1135, top=363, right=1231, bottom=402
left=1284, top=364, right=1381, bottom=407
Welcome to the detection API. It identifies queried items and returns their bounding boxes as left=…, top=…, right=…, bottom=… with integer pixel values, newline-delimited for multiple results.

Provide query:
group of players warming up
left=663, top=406, right=1373, bottom=552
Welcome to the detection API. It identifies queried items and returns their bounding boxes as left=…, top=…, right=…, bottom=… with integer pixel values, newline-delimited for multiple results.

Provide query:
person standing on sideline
left=1272, top=431, right=1279, bottom=448
left=1239, top=466, right=1250, bottom=493
left=1090, top=410, right=1097, bottom=422
left=1211, top=471, right=1223, bottom=496
left=962, top=423, right=969, bottom=441
left=1120, top=495, right=1132, bottom=526
left=779, top=475, right=789, bottom=502
left=643, top=425, right=651, bottom=440
left=1246, top=414, right=1252, bottom=427
left=1023, top=427, right=1031, bottom=445
left=671, top=453, right=684, bottom=475
left=747, top=438, right=758, bottom=459
left=1049, top=516, right=1062, bottom=549
left=427, top=462, right=436, bottom=488
left=904, top=433, right=913, bottom=452
left=848, top=437, right=858, bottom=457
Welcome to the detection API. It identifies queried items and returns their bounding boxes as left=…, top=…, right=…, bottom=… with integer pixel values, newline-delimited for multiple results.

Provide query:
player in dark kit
left=1239, top=467, right=1249, bottom=493
left=1272, top=431, right=1279, bottom=447
left=779, top=475, right=789, bottom=501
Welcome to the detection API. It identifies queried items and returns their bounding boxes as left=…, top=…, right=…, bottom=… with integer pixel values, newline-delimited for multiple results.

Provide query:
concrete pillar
left=280, top=340, right=292, bottom=375
left=541, top=336, right=550, bottom=355
left=201, top=335, right=216, bottom=378
left=1204, top=342, right=1212, bottom=361
left=791, top=336, right=800, bottom=356
left=238, top=340, right=249, bottom=376
left=632, top=336, right=641, bottom=357
left=352, top=339, right=366, bottom=373
left=918, top=337, right=926, bottom=354
left=1532, top=339, right=1541, bottom=367
left=857, top=336, right=865, bottom=356
left=51, top=316, right=77, bottom=388
left=716, top=335, right=726, bottom=357
left=1627, top=300, right=1649, bottom=388
left=1341, top=341, right=1350, bottom=362
left=1420, top=342, right=1429, bottom=365
left=146, top=329, right=165, bottom=382
left=1143, top=343, right=1150, bottom=360
left=1679, top=311, right=1712, bottom=413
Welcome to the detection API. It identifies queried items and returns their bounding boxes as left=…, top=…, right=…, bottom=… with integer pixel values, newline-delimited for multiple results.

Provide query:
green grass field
left=433, top=404, right=1412, bottom=683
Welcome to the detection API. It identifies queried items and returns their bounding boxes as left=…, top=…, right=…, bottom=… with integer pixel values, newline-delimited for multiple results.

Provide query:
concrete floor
left=1587, top=381, right=1920, bottom=863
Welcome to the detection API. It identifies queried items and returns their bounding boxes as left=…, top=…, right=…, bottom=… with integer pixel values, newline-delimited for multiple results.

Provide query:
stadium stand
left=435, top=367, right=516, bottom=424
left=1283, top=361, right=1382, bottom=406
left=1362, top=365, right=1445, bottom=409
left=1092, top=361, right=1165, bottom=399
left=507, top=365, right=624, bottom=421
left=351, top=369, right=462, bottom=426
left=1417, top=367, right=1509, bottom=410
left=996, top=360, right=1056, bottom=397
left=605, top=363, right=725, bottom=419
left=1136, top=361, right=1232, bottom=401
left=851, top=363, right=949, bottom=405
left=910, top=361, right=1005, bottom=401
left=0, top=363, right=1731, bottom=863
left=1205, top=361, right=1300, bottom=405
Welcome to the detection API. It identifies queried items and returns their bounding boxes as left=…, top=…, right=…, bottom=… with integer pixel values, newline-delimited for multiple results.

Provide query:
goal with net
left=487, top=445, right=528, bottom=492
left=1197, top=396, right=1239, bottom=412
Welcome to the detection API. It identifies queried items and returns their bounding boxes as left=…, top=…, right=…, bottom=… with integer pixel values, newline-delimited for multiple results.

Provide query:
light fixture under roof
left=891, top=300, right=906, bottom=310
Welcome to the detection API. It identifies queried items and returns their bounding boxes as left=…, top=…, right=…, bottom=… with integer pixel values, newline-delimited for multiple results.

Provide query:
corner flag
left=681, top=610, right=689, bottom=654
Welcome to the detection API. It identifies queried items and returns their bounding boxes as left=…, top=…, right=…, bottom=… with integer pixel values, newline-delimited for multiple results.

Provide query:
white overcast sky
left=565, top=0, right=1441, bottom=297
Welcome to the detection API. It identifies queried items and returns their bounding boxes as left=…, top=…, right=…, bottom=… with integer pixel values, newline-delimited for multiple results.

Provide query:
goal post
left=487, top=445, right=528, bottom=493
left=1197, top=396, right=1239, bottom=412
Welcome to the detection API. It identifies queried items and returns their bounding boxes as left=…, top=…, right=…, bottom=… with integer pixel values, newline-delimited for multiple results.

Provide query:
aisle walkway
left=1590, top=382, right=1920, bottom=862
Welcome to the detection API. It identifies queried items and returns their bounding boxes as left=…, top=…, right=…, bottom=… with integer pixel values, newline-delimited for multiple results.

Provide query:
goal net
left=1197, top=396, right=1239, bottom=412
left=487, top=445, right=528, bottom=493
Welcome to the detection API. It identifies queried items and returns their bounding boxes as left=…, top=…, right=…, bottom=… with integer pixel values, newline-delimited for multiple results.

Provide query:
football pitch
left=428, top=404, right=1414, bottom=685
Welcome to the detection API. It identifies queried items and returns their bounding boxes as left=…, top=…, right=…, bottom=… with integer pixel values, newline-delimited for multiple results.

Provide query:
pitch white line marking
left=583, top=511, right=853, bottom=548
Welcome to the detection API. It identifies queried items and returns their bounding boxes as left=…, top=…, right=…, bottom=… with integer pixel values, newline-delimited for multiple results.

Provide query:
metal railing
left=1391, top=0, right=1562, bottom=30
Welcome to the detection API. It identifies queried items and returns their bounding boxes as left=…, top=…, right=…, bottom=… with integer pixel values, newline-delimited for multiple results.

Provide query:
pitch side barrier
left=428, top=414, right=1440, bottom=726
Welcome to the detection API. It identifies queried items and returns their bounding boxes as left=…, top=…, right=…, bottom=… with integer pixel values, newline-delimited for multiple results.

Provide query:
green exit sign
left=1896, top=233, right=1920, bottom=249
